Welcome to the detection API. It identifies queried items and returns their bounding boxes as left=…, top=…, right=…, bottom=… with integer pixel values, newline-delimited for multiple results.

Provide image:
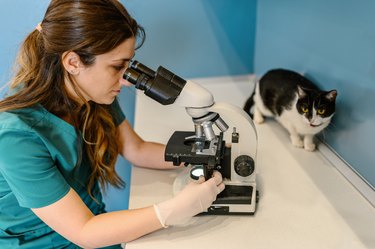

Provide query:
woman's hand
left=153, top=171, right=225, bottom=227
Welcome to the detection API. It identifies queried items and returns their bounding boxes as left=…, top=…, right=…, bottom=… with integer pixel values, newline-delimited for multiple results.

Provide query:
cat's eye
left=317, top=108, right=325, bottom=115
left=301, top=107, right=309, bottom=113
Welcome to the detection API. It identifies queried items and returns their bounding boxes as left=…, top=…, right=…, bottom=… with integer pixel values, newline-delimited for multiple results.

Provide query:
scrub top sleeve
left=0, top=130, right=70, bottom=208
left=108, top=98, right=126, bottom=126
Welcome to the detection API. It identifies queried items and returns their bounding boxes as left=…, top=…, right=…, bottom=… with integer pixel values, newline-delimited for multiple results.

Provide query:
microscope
left=124, top=61, right=259, bottom=215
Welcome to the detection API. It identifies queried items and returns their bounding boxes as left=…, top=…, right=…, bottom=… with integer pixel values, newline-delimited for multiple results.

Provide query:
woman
left=0, top=0, right=224, bottom=248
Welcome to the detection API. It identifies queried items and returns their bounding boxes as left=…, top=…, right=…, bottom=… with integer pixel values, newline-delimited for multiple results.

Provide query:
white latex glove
left=153, top=171, right=225, bottom=227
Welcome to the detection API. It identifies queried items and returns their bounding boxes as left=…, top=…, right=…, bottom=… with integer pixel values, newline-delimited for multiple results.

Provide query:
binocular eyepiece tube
left=123, top=60, right=187, bottom=105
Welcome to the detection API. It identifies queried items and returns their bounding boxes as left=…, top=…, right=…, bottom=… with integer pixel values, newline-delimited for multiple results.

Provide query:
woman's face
left=68, top=37, right=135, bottom=105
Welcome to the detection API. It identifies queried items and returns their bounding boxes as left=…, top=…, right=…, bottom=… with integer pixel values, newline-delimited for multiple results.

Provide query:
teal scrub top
left=0, top=99, right=125, bottom=249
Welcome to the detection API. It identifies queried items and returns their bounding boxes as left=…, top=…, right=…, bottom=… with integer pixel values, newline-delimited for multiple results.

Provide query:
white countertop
left=127, top=75, right=375, bottom=249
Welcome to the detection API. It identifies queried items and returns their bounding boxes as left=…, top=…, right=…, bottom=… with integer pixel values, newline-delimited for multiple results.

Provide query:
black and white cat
left=243, top=69, right=337, bottom=151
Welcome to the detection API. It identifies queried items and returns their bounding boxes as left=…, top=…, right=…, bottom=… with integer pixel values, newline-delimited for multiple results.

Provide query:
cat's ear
left=297, top=85, right=307, bottom=98
left=325, top=90, right=337, bottom=101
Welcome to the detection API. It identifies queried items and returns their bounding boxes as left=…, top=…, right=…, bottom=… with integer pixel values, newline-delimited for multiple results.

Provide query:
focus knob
left=234, top=155, right=254, bottom=177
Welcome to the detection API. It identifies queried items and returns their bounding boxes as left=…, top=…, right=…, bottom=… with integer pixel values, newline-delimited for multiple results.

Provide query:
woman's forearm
left=79, top=206, right=162, bottom=248
left=128, top=141, right=182, bottom=170
left=33, top=189, right=163, bottom=248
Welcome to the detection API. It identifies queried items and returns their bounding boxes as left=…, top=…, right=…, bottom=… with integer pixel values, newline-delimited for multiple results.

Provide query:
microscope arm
left=207, top=102, right=258, bottom=183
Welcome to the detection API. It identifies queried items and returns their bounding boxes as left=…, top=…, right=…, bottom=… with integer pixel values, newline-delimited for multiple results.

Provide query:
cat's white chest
left=277, top=107, right=310, bottom=134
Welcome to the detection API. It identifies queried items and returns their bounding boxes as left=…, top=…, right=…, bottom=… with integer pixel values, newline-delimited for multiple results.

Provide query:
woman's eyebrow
left=112, top=53, right=135, bottom=63
left=112, top=58, right=131, bottom=63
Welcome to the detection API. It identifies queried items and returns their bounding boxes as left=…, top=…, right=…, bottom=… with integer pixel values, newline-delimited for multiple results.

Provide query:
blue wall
left=0, top=1, right=49, bottom=96
left=254, top=0, right=375, bottom=187
left=123, top=0, right=256, bottom=78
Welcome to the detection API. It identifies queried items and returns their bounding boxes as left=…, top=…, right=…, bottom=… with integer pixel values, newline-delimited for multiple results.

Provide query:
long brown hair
left=0, top=0, right=145, bottom=198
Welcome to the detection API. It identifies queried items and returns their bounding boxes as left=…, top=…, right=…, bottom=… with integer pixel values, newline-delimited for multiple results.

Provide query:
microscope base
left=201, top=184, right=258, bottom=215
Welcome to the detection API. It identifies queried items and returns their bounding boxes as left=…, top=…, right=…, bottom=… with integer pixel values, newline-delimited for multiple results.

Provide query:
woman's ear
left=62, top=51, right=82, bottom=75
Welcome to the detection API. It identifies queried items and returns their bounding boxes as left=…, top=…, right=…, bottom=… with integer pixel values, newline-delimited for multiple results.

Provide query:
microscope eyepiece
left=123, top=68, right=140, bottom=85
left=123, top=67, right=150, bottom=91
left=130, top=60, right=156, bottom=78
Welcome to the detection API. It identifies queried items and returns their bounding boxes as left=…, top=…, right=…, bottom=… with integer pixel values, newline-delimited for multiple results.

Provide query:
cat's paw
left=304, top=142, right=316, bottom=152
left=253, top=112, right=264, bottom=124
left=290, top=135, right=304, bottom=148
left=303, top=135, right=316, bottom=152
left=253, top=116, right=264, bottom=124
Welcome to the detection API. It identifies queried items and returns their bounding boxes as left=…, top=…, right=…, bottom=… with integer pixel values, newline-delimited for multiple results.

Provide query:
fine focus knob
left=234, top=155, right=255, bottom=177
